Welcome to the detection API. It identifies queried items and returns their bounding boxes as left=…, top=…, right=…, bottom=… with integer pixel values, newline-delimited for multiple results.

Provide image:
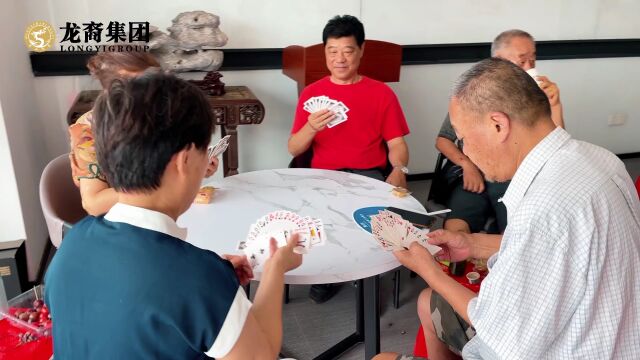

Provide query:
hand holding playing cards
left=303, top=96, right=349, bottom=129
left=307, top=109, right=335, bottom=132
left=268, top=233, right=303, bottom=273
left=204, top=156, right=219, bottom=178
left=223, top=254, right=254, bottom=286
left=426, top=229, right=473, bottom=263
left=394, top=242, right=441, bottom=278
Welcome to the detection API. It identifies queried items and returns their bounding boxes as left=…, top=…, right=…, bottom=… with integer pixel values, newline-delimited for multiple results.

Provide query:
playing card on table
left=240, top=210, right=327, bottom=268
left=207, top=135, right=231, bottom=161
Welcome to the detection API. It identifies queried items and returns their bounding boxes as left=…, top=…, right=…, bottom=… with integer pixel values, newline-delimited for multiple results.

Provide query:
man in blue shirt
left=45, top=70, right=302, bottom=359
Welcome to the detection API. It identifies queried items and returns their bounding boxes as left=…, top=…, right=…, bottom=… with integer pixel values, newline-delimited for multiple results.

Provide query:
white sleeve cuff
left=206, top=287, right=252, bottom=358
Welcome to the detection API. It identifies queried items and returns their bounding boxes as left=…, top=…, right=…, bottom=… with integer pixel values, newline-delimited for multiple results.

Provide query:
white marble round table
left=179, top=168, right=426, bottom=284
left=178, top=168, right=427, bottom=359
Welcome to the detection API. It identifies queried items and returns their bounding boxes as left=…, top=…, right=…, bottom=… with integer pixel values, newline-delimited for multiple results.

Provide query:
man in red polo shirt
left=288, top=15, right=410, bottom=190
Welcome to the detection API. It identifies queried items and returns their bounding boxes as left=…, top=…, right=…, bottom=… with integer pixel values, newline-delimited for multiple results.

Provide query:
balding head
left=491, top=29, right=536, bottom=70
left=448, top=58, right=556, bottom=182
left=491, top=29, right=534, bottom=56
left=452, top=57, right=550, bottom=127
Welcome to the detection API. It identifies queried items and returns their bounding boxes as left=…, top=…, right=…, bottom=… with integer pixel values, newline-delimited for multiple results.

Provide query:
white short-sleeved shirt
left=463, top=128, right=640, bottom=359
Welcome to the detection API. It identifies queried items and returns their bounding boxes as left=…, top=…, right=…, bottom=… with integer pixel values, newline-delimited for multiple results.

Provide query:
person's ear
left=488, top=111, right=511, bottom=143
left=174, top=145, right=192, bottom=178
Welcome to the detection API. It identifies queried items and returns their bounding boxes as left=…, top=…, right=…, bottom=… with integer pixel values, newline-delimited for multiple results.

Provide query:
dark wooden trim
left=617, top=152, right=640, bottom=160
left=402, top=38, right=640, bottom=65
left=30, top=38, right=640, bottom=76
left=221, top=48, right=283, bottom=70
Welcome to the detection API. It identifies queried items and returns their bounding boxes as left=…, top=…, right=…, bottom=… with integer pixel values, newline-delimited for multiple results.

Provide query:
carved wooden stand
left=67, top=85, right=264, bottom=177
left=205, top=86, right=264, bottom=176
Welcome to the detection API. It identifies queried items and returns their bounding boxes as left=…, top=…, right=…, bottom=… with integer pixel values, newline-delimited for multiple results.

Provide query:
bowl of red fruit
left=0, top=285, right=51, bottom=337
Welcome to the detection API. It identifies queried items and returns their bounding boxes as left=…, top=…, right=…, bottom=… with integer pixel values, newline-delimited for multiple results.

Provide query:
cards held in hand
left=238, top=210, right=326, bottom=268
left=303, top=95, right=349, bottom=128
left=370, top=210, right=441, bottom=255
left=207, top=135, right=231, bottom=161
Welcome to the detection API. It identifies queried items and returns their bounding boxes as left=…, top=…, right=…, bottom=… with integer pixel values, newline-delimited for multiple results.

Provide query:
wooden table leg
left=221, top=124, right=239, bottom=177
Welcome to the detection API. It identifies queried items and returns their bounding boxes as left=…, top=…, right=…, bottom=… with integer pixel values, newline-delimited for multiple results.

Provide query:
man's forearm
left=436, top=137, right=472, bottom=168
left=249, top=262, right=286, bottom=355
left=288, top=124, right=316, bottom=157
left=469, top=233, right=502, bottom=260
left=388, top=139, right=409, bottom=167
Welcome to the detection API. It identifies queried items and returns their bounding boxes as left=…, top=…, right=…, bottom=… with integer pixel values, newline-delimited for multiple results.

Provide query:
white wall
left=4, top=0, right=639, bottom=279
left=0, top=105, right=27, bottom=242
left=364, top=0, right=640, bottom=43
left=0, top=0, right=51, bottom=280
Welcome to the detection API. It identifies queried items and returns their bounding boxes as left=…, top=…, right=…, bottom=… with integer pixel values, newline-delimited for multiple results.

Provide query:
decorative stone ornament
left=149, top=11, right=228, bottom=73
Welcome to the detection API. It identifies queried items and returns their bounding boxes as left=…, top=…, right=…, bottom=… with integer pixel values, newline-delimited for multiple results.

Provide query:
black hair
left=93, top=69, right=214, bottom=192
left=322, top=15, right=365, bottom=47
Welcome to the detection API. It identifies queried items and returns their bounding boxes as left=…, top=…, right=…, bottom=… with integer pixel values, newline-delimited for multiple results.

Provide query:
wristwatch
left=393, top=165, right=410, bottom=175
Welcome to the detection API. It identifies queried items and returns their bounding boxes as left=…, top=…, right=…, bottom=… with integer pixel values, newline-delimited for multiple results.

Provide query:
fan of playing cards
left=303, top=96, right=349, bottom=128
left=237, top=210, right=326, bottom=268
left=208, top=135, right=231, bottom=161
left=370, top=210, right=441, bottom=255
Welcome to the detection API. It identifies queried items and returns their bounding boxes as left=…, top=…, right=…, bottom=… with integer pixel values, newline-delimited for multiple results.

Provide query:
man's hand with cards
left=370, top=210, right=441, bottom=255
left=208, top=135, right=231, bottom=161
left=304, top=96, right=349, bottom=128
left=237, top=210, right=327, bottom=268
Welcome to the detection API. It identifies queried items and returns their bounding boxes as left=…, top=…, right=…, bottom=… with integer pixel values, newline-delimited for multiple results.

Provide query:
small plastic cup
left=466, top=271, right=481, bottom=284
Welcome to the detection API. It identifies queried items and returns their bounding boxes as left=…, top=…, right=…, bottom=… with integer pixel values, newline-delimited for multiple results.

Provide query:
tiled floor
left=248, top=267, right=428, bottom=360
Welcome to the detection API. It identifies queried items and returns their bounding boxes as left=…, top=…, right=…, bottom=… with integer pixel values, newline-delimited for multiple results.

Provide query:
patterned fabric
left=68, top=111, right=106, bottom=186
left=430, top=290, right=475, bottom=355
left=395, top=355, right=427, bottom=360
left=463, top=127, right=640, bottom=359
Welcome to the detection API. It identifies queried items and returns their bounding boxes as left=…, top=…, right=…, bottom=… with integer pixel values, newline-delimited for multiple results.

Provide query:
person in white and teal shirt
left=45, top=70, right=303, bottom=359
